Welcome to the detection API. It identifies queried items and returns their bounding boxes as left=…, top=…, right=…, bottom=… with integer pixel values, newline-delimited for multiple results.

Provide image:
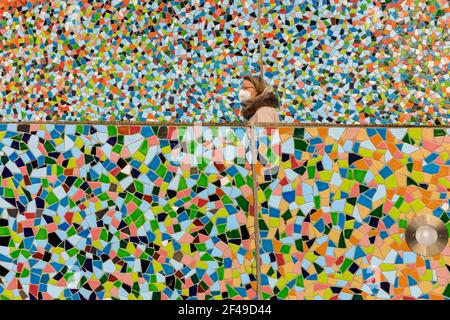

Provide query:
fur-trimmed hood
left=240, top=86, right=279, bottom=120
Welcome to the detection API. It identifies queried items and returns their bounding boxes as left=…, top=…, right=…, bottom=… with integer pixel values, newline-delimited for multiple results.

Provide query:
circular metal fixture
left=405, top=215, right=448, bottom=256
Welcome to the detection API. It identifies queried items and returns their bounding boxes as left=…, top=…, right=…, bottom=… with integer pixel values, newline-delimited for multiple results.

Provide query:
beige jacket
left=241, top=86, right=280, bottom=125
left=247, top=106, right=280, bottom=125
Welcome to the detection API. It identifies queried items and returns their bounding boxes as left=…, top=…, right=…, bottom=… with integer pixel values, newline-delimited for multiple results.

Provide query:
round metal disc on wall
left=405, top=215, right=448, bottom=256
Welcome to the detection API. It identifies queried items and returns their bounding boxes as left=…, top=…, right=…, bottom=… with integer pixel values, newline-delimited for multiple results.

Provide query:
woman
left=239, top=75, right=280, bottom=124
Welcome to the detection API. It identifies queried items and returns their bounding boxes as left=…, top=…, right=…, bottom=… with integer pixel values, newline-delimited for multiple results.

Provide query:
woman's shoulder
left=252, top=106, right=280, bottom=123
left=257, top=106, right=278, bottom=113
left=256, top=106, right=279, bottom=117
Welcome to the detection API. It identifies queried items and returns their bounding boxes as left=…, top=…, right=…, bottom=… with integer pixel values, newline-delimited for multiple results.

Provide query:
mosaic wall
left=262, top=0, right=449, bottom=124
left=0, top=0, right=448, bottom=124
left=256, top=127, right=450, bottom=299
left=0, top=124, right=256, bottom=300
left=0, top=0, right=449, bottom=302
left=0, top=124, right=449, bottom=300
left=0, top=0, right=259, bottom=122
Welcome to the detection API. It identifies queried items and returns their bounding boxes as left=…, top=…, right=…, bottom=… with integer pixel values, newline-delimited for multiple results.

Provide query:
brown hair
left=243, top=75, right=267, bottom=96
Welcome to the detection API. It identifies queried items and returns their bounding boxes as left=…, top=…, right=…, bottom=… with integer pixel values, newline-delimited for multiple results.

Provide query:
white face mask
left=238, top=90, right=252, bottom=102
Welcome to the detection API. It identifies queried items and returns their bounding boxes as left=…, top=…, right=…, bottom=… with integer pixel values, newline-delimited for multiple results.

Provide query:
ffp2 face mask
left=238, top=90, right=252, bottom=102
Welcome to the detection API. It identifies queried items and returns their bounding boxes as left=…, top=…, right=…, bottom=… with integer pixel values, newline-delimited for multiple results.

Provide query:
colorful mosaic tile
left=1, top=0, right=448, bottom=123
left=261, top=0, right=449, bottom=124
left=256, top=127, right=450, bottom=299
left=0, top=1, right=259, bottom=122
left=0, top=124, right=256, bottom=300
left=0, top=0, right=449, bottom=302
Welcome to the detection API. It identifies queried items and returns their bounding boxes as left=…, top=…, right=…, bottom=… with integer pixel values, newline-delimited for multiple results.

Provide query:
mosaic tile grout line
left=250, top=125, right=262, bottom=300
left=252, top=162, right=261, bottom=299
